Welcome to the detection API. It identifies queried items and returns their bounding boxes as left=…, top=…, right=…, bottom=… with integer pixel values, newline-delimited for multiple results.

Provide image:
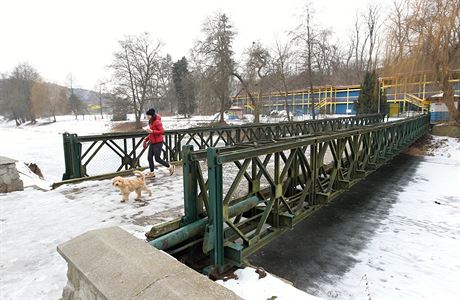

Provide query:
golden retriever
left=112, top=171, right=152, bottom=202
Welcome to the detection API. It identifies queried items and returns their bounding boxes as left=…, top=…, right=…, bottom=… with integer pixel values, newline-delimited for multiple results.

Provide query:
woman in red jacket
left=143, top=108, right=174, bottom=177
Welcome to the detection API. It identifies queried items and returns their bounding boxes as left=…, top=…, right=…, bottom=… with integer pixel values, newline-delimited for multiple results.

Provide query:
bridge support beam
left=148, top=115, right=429, bottom=275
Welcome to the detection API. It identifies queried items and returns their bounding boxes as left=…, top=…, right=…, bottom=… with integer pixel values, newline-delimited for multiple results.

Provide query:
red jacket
left=145, top=114, right=165, bottom=144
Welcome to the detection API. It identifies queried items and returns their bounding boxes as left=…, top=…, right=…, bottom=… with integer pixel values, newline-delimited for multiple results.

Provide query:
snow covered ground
left=428, top=135, right=460, bottom=159
left=312, top=155, right=460, bottom=299
left=0, top=114, right=317, bottom=299
left=217, top=267, right=321, bottom=300
left=0, top=167, right=184, bottom=299
left=1, top=114, right=458, bottom=299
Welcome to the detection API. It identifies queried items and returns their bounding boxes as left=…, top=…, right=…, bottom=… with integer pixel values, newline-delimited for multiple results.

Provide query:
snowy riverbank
left=1, top=115, right=459, bottom=299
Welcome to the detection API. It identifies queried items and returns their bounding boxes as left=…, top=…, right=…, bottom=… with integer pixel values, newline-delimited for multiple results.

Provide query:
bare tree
left=342, top=6, right=382, bottom=82
left=364, top=5, right=383, bottom=71
left=269, top=39, right=294, bottom=121
left=352, top=13, right=368, bottom=75
left=152, top=54, right=174, bottom=112
left=384, top=0, right=460, bottom=122
left=414, top=0, right=460, bottom=122
left=95, top=80, right=108, bottom=119
left=385, top=1, right=411, bottom=67
left=30, top=81, right=49, bottom=119
left=196, top=13, right=235, bottom=123
left=292, top=4, right=320, bottom=119
left=233, top=41, right=271, bottom=123
left=110, top=33, right=163, bottom=128
left=47, top=84, right=69, bottom=122
left=8, top=63, right=41, bottom=123
left=188, top=48, right=220, bottom=115
left=0, top=75, right=24, bottom=125
left=66, top=74, right=85, bottom=120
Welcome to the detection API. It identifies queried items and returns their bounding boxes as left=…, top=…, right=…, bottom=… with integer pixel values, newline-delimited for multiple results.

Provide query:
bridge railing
left=149, top=114, right=429, bottom=274
left=61, top=114, right=385, bottom=180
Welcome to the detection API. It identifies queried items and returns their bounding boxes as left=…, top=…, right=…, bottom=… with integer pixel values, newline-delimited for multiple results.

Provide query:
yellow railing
left=404, top=93, right=430, bottom=112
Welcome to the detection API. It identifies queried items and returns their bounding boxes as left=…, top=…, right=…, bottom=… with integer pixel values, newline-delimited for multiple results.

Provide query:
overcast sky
left=0, top=0, right=388, bottom=89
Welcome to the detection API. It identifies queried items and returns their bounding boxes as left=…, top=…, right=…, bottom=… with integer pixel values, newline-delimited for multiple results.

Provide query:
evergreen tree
left=172, top=57, right=195, bottom=117
left=355, top=71, right=387, bottom=114
left=197, top=13, right=235, bottom=122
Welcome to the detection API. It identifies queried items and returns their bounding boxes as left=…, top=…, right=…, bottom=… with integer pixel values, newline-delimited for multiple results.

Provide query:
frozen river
left=249, top=154, right=460, bottom=300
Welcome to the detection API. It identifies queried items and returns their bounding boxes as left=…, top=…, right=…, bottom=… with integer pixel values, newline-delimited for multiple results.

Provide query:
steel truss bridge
left=147, top=114, right=429, bottom=274
left=61, top=114, right=384, bottom=180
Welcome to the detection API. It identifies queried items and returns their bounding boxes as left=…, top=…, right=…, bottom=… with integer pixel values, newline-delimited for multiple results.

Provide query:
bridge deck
left=148, top=115, right=429, bottom=274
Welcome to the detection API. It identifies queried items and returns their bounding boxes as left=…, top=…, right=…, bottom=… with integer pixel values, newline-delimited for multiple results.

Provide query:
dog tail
left=133, top=170, right=145, bottom=181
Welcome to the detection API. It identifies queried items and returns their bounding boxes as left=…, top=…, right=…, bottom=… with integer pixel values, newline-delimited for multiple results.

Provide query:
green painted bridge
left=146, top=114, right=429, bottom=275
left=61, top=114, right=385, bottom=180
left=59, top=113, right=428, bottom=274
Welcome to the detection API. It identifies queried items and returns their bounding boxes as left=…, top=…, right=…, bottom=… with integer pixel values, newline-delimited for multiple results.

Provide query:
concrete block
left=8, top=180, right=24, bottom=192
left=0, top=160, right=24, bottom=193
left=3, top=176, right=11, bottom=185
left=10, top=172, right=20, bottom=180
left=432, top=125, right=460, bottom=138
left=0, top=156, right=16, bottom=165
left=57, top=227, right=241, bottom=300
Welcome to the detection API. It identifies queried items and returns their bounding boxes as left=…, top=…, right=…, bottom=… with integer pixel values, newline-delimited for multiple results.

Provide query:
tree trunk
left=100, top=99, right=103, bottom=119
left=284, top=95, right=291, bottom=122
left=442, top=76, right=460, bottom=123
left=254, top=93, right=262, bottom=124
left=12, top=109, right=20, bottom=126
left=309, top=83, right=316, bottom=120
left=282, top=80, right=291, bottom=122
left=135, top=110, right=142, bottom=129
left=220, top=96, right=225, bottom=123
left=231, top=72, right=260, bottom=124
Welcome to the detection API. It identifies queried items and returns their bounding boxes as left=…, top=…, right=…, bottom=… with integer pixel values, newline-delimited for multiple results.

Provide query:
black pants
left=148, top=142, right=170, bottom=172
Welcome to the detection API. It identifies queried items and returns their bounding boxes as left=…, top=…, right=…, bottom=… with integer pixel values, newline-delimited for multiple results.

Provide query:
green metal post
left=207, top=147, right=224, bottom=271
left=310, top=143, right=317, bottom=205
left=149, top=196, right=259, bottom=251
left=150, top=218, right=208, bottom=250
left=69, top=134, right=82, bottom=179
left=274, top=152, right=280, bottom=227
left=182, top=145, right=199, bottom=225
left=62, top=133, right=72, bottom=180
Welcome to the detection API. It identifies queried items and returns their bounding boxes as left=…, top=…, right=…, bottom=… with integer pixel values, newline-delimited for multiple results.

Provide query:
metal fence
left=148, top=114, right=429, bottom=274
left=62, top=114, right=385, bottom=180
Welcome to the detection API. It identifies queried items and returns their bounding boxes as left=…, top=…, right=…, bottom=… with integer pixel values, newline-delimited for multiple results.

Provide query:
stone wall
left=57, top=227, right=242, bottom=300
left=432, top=124, right=460, bottom=138
left=0, top=156, right=23, bottom=193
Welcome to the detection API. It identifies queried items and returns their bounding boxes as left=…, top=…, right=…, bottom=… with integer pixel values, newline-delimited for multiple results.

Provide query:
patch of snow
left=429, top=136, right=460, bottom=160
left=0, top=167, right=184, bottom=299
left=15, top=161, right=52, bottom=191
left=312, top=157, right=460, bottom=300
left=217, top=267, right=321, bottom=300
